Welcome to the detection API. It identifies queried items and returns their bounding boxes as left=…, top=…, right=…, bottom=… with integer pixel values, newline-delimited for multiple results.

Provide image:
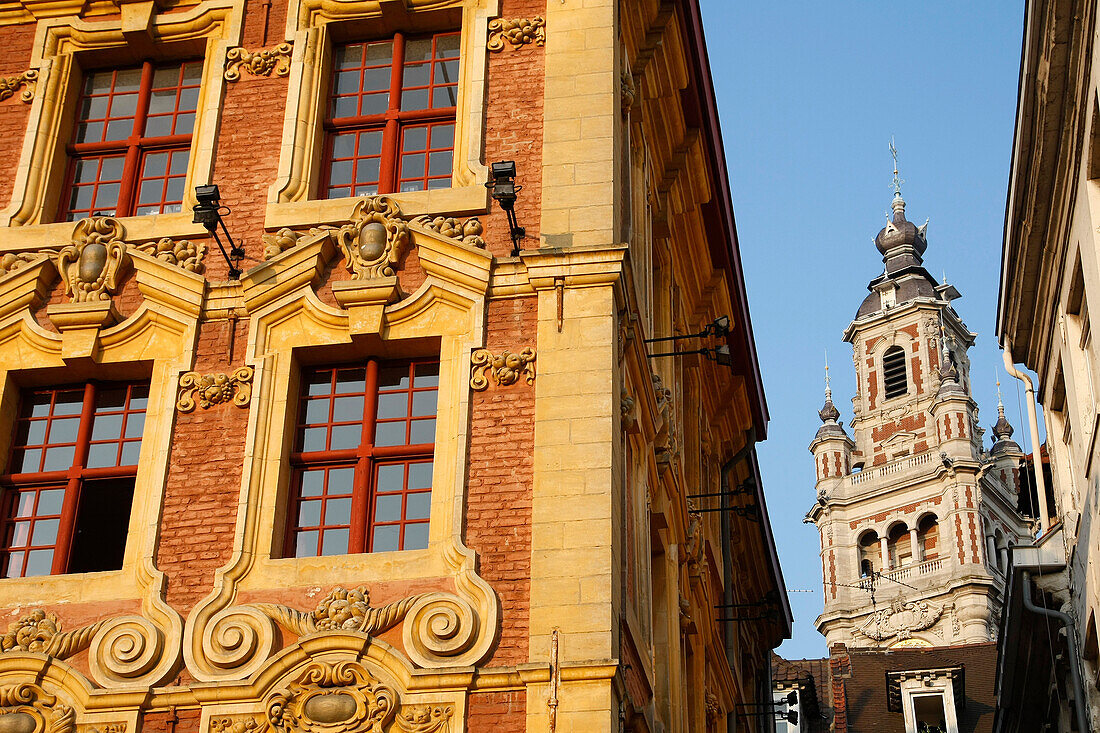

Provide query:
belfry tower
left=805, top=185, right=1030, bottom=650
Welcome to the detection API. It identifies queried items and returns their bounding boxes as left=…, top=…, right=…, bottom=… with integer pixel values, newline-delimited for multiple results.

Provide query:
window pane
left=328, top=468, right=355, bottom=491
left=378, top=366, right=411, bottom=391
left=374, top=422, right=406, bottom=447
left=31, top=519, right=58, bottom=546
left=295, top=530, right=319, bottom=557
left=409, top=419, right=436, bottom=445
left=414, top=362, right=440, bottom=387
left=86, top=443, right=119, bottom=469
left=114, top=69, right=142, bottom=93
left=297, top=500, right=321, bottom=527
left=406, top=492, right=431, bottom=520
left=377, top=393, right=408, bottom=420
left=332, top=395, right=365, bottom=422
left=321, top=528, right=350, bottom=555
left=91, top=413, right=123, bottom=441
left=47, top=417, right=80, bottom=443
left=408, top=462, right=432, bottom=490
left=37, top=490, right=64, bottom=516
left=329, top=424, right=362, bottom=450
left=403, top=522, right=428, bottom=550
left=300, top=470, right=325, bottom=497
left=376, top=464, right=404, bottom=492
left=371, top=525, right=399, bottom=553
left=43, top=445, right=76, bottom=471
left=324, top=498, right=352, bottom=526
left=374, top=494, right=402, bottom=523
left=24, top=550, right=52, bottom=577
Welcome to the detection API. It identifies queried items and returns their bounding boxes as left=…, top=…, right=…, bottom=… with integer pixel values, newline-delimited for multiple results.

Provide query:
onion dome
left=814, top=375, right=850, bottom=443
left=991, top=392, right=1021, bottom=455
left=875, top=194, right=929, bottom=273
left=936, top=339, right=965, bottom=398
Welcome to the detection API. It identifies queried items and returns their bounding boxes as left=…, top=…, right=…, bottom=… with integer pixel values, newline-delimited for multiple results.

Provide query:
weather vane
left=889, top=136, right=905, bottom=196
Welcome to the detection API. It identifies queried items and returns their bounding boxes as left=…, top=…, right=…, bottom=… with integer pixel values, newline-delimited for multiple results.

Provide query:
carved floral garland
left=177, top=367, right=255, bottom=412
left=857, top=599, right=943, bottom=642
left=487, top=17, right=546, bottom=51
left=224, top=43, right=293, bottom=81
left=470, top=347, right=536, bottom=390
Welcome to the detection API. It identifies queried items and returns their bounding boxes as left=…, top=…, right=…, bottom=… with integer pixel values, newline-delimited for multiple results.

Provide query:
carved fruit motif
left=358, top=223, right=388, bottom=262
left=0, top=713, right=36, bottom=733
left=303, top=693, right=356, bottom=723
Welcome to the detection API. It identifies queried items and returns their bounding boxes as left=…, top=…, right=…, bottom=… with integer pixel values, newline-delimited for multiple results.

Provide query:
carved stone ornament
left=46, top=217, right=204, bottom=303
left=57, top=217, right=129, bottom=302
left=266, top=661, right=396, bottom=733
left=620, top=66, right=635, bottom=116
left=411, top=215, right=485, bottom=248
left=177, top=366, right=255, bottom=412
left=261, top=227, right=303, bottom=259
left=0, top=70, right=37, bottom=103
left=395, top=705, right=453, bottom=733
left=470, top=347, right=536, bottom=391
left=249, top=586, right=421, bottom=638
left=224, top=43, right=293, bottom=81
left=0, top=682, right=74, bottom=733
left=0, top=609, right=104, bottom=658
left=704, top=690, right=721, bottom=725
left=210, top=717, right=259, bottom=733
left=87, top=726, right=126, bottom=733
left=487, top=16, right=546, bottom=51
left=335, top=197, right=410, bottom=279
left=857, top=599, right=943, bottom=642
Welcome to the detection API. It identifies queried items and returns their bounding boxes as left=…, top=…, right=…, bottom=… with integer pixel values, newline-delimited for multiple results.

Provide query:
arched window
left=888, top=522, right=911, bottom=567
left=918, top=514, right=939, bottom=562
left=883, top=345, right=908, bottom=399
left=858, top=531, right=881, bottom=576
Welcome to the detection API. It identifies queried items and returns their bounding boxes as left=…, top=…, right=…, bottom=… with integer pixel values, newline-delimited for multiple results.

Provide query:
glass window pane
left=305, top=371, right=333, bottom=396
left=332, top=396, right=365, bottom=423
left=37, top=490, right=64, bottom=516
left=300, top=427, right=328, bottom=452
left=119, top=441, right=140, bottom=466
left=5, top=552, right=23, bottom=577
left=148, top=88, right=177, bottom=116
left=104, top=119, right=133, bottom=141
left=371, top=524, right=399, bottom=553
left=94, top=183, right=121, bottom=210
left=329, top=424, right=362, bottom=451
left=436, top=34, right=460, bottom=56
left=47, top=417, right=80, bottom=443
left=378, top=366, right=410, bottom=391
left=124, top=414, right=145, bottom=439
left=401, top=153, right=425, bottom=180
left=357, top=131, right=383, bottom=156
left=403, top=522, right=428, bottom=550
left=43, top=446, right=76, bottom=471
left=152, top=65, right=180, bottom=88
left=85, top=71, right=112, bottom=95
left=100, top=157, right=125, bottom=181
left=329, top=160, right=353, bottom=187
left=355, top=158, right=380, bottom=186
left=434, top=59, right=460, bottom=85
left=300, top=470, right=325, bottom=497
left=359, top=92, right=389, bottom=116
left=21, top=420, right=46, bottom=445
left=402, top=126, right=427, bottom=151
left=296, top=500, right=321, bottom=527
left=429, top=151, right=452, bottom=178
left=29, top=393, right=52, bottom=417
left=333, top=96, right=357, bottom=118
left=23, top=549, right=52, bottom=577
left=321, top=528, right=350, bottom=555
left=374, top=422, right=406, bottom=447
left=432, top=86, right=458, bottom=109
left=14, top=493, right=34, bottom=519
left=411, top=390, right=437, bottom=417
left=374, top=494, right=401, bottom=523
left=143, top=115, right=172, bottom=138
left=91, top=413, right=123, bottom=440
left=76, top=121, right=104, bottom=143
left=16, top=449, right=41, bottom=473
left=109, top=93, right=138, bottom=119
left=406, top=492, right=431, bottom=520
left=332, top=133, right=354, bottom=159
left=413, top=362, right=439, bottom=387
left=335, top=369, right=366, bottom=393
left=404, top=39, right=433, bottom=63
left=335, top=44, right=364, bottom=69
left=362, top=67, right=390, bottom=93
left=401, top=88, right=429, bottom=111
left=96, top=387, right=127, bottom=410
left=182, top=62, right=203, bottom=83
left=80, top=95, right=108, bottom=121
left=410, top=419, right=436, bottom=445
left=408, top=462, right=432, bottom=490
left=303, top=399, right=330, bottom=425
left=328, top=468, right=355, bottom=489
left=142, top=152, right=169, bottom=177
left=114, top=69, right=142, bottom=92
left=376, top=464, right=404, bottom=492
left=333, top=70, right=360, bottom=96
left=86, top=443, right=119, bottom=469
left=10, top=521, right=30, bottom=546
left=31, top=519, right=58, bottom=546
left=178, top=87, right=199, bottom=113
left=377, top=393, right=408, bottom=420
left=295, top=530, right=318, bottom=557
left=324, top=498, right=352, bottom=526
left=364, top=40, right=393, bottom=64
left=170, top=153, right=189, bottom=175
left=54, top=391, right=85, bottom=415
left=403, top=63, right=430, bottom=89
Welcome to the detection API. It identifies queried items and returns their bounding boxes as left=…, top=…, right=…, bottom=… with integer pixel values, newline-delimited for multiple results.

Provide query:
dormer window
left=883, top=346, right=908, bottom=399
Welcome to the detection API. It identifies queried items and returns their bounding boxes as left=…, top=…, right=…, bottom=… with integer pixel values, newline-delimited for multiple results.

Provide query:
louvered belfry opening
left=883, top=345, right=908, bottom=399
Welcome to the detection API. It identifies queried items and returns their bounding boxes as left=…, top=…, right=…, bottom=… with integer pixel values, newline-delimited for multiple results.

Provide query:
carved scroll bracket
left=487, top=16, right=546, bottom=51
left=470, top=347, right=536, bottom=391
left=0, top=69, right=37, bottom=103
left=224, top=43, right=293, bottom=81
left=177, top=366, right=255, bottom=411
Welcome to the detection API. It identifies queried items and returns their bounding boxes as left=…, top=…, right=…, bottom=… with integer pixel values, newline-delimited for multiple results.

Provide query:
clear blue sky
left=699, top=1, right=1029, bottom=658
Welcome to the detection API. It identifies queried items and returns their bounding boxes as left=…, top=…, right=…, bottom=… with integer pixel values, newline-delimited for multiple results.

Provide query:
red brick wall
left=464, top=297, right=537, bottom=666
left=0, top=23, right=34, bottom=211
left=466, top=690, right=526, bottom=732
left=141, top=708, right=201, bottom=733
left=482, top=0, right=546, bottom=257
left=156, top=318, right=250, bottom=611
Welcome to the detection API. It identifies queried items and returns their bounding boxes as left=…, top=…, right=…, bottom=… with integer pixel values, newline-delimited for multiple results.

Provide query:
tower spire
left=824, top=349, right=832, bottom=402
left=889, top=137, right=905, bottom=199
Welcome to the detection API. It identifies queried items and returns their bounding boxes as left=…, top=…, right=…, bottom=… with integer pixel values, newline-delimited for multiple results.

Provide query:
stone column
left=986, top=535, right=998, bottom=571
left=910, top=528, right=921, bottom=564
left=880, top=536, right=891, bottom=570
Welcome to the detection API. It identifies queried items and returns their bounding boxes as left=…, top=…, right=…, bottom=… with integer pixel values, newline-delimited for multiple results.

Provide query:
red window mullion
left=115, top=62, right=156, bottom=218
left=349, top=359, right=380, bottom=553
left=376, top=34, right=407, bottom=195
left=51, top=382, right=96, bottom=574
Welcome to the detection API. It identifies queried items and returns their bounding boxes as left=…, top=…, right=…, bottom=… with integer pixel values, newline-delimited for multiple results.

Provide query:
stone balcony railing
left=848, top=450, right=935, bottom=487
left=857, top=558, right=944, bottom=590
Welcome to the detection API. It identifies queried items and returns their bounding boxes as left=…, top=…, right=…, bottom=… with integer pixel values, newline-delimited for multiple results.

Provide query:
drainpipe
left=722, top=427, right=756, bottom=733
left=1022, top=572, right=1089, bottom=732
left=1002, top=340, right=1050, bottom=534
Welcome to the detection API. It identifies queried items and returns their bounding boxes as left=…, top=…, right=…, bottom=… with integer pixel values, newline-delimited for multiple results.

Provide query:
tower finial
left=996, top=372, right=1005, bottom=417
left=825, top=349, right=832, bottom=401
left=889, top=137, right=905, bottom=198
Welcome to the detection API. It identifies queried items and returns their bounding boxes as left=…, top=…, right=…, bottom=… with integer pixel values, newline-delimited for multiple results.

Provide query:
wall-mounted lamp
left=486, top=160, right=525, bottom=256
left=648, top=343, right=732, bottom=367
left=193, top=184, right=245, bottom=280
left=643, top=315, right=731, bottom=344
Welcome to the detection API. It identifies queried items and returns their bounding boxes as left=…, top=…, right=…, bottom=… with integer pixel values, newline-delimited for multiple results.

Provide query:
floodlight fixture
left=486, top=160, right=525, bottom=256
left=192, top=184, right=245, bottom=280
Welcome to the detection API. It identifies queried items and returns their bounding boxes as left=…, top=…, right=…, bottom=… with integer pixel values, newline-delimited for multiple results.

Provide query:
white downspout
left=1002, top=339, right=1051, bottom=535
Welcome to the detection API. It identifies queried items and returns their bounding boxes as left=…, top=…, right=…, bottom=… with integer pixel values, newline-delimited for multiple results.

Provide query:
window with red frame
left=0, top=382, right=147, bottom=578
left=62, top=61, right=202, bottom=221
left=323, top=32, right=459, bottom=199
left=287, top=360, right=438, bottom=557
